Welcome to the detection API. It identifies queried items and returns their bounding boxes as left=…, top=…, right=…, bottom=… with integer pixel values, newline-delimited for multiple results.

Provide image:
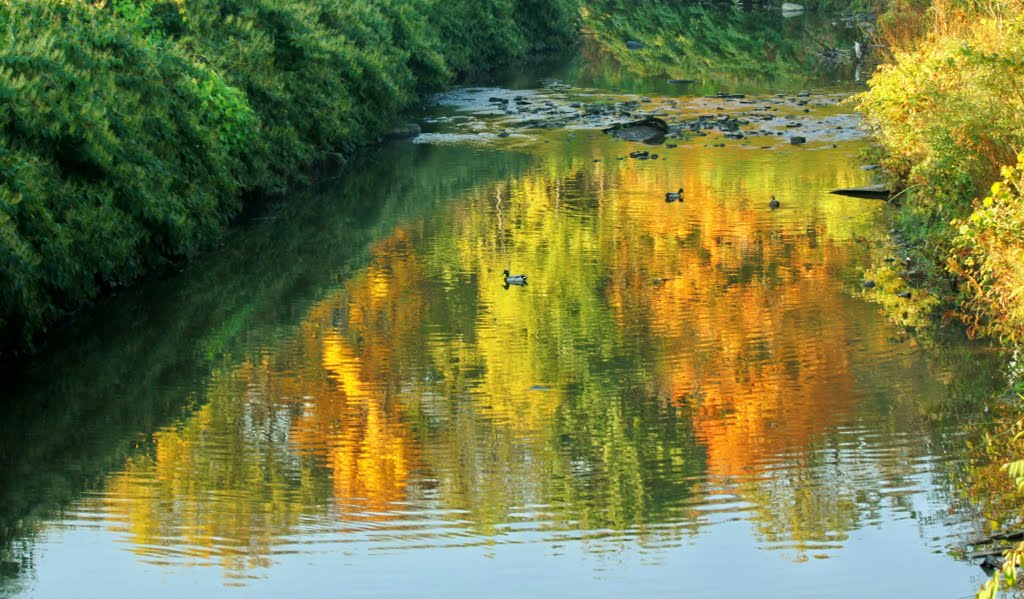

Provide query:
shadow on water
left=0, top=142, right=534, bottom=591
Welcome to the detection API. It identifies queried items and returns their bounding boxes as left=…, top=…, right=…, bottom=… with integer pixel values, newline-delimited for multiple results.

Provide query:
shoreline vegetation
left=858, top=0, right=1024, bottom=345
left=858, top=7, right=1024, bottom=591
left=0, top=0, right=578, bottom=353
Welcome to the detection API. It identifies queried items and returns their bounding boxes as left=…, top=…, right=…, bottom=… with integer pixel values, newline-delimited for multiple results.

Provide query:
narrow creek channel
left=0, top=14, right=1014, bottom=599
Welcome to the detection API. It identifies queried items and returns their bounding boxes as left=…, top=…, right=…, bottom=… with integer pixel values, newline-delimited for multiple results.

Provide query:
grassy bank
left=0, top=0, right=579, bottom=352
left=857, top=0, right=1024, bottom=344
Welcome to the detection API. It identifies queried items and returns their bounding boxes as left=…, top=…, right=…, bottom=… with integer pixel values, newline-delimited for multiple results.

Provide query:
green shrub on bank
left=857, top=0, right=1024, bottom=343
left=948, top=155, right=1024, bottom=343
left=123, top=0, right=578, bottom=186
left=0, top=0, right=580, bottom=351
left=0, top=1, right=256, bottom=346
left=142, top=0, right=452, bottom=186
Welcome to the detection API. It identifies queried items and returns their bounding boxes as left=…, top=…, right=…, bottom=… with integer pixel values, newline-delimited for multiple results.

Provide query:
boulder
left=604, top=117, right=669, bottom=143
left=384, top=123, right=421, bottom=140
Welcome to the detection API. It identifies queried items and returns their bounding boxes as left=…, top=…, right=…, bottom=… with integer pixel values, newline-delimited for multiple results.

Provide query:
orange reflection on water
left=594, top=145, right=871, bottom=480
left=83, top=117, right=902, bottom=573
left=290, top=229, right=430, bottom=516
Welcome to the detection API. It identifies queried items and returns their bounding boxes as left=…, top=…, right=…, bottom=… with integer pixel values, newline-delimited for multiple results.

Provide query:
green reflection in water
left=568, top=1, right=868, bottom=95
left=0, top=142, right=534, bottom=584
left=2, top=112, right=1010, bottom=591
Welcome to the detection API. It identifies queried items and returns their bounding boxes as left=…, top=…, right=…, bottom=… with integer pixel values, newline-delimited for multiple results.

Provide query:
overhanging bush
left=0, top=0, right=581, bottom=351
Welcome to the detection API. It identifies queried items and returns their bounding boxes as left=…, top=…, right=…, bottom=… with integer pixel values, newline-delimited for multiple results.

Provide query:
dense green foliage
left=0, top=0, right=580, bottom=351
left=857, top=0, right=1024, bottom=343
left=0, top=1, right=256, bottom=347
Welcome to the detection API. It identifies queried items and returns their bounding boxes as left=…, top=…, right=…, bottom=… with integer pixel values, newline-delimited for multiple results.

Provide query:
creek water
left=0, top=17, right=1013, bottom=599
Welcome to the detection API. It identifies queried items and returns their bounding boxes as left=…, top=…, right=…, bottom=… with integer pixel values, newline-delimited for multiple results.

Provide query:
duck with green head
left=503, top=269, right=527, bottom=288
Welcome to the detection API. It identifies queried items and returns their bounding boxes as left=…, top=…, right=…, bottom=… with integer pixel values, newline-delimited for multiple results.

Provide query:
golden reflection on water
left=73, top=103, right=962, bottom=576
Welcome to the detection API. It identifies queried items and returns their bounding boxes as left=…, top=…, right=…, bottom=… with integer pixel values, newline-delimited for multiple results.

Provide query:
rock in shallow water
left=384, top=123, right=421, bottom=140
left=603, top=117, right=669, bottom=143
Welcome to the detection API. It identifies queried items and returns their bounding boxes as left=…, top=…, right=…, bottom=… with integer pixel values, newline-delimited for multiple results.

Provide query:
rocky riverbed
left=417, top=79, right=867, bottom=150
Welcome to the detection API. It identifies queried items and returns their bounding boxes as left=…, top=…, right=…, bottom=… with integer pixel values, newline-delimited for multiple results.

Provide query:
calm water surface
left=0, top=16, right=1013, bottom=599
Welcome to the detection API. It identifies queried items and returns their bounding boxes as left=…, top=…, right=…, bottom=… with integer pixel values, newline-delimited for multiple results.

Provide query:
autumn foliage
left=857, top=0, right=1024, bottom=343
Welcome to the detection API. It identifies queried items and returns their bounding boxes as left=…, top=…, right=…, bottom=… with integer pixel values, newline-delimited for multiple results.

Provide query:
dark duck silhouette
left=665, top=188, right=683, bottom=202
left=769, top=195, right=780, bottom=210
left=503, top=269, right=528, bottom=288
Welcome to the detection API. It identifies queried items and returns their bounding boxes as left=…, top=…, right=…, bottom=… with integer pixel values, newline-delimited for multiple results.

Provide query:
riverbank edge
left=854, top=0, right=1024, bottom=346
left=0, top=0, right=581, bottom=355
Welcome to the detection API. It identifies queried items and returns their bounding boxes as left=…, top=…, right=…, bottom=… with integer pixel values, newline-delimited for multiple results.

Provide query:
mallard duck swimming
left=503, top=269, right=528, bottom=287
left=665, top=188, right=683, bottom=202
left=769, top=195, right=780, bottom=210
